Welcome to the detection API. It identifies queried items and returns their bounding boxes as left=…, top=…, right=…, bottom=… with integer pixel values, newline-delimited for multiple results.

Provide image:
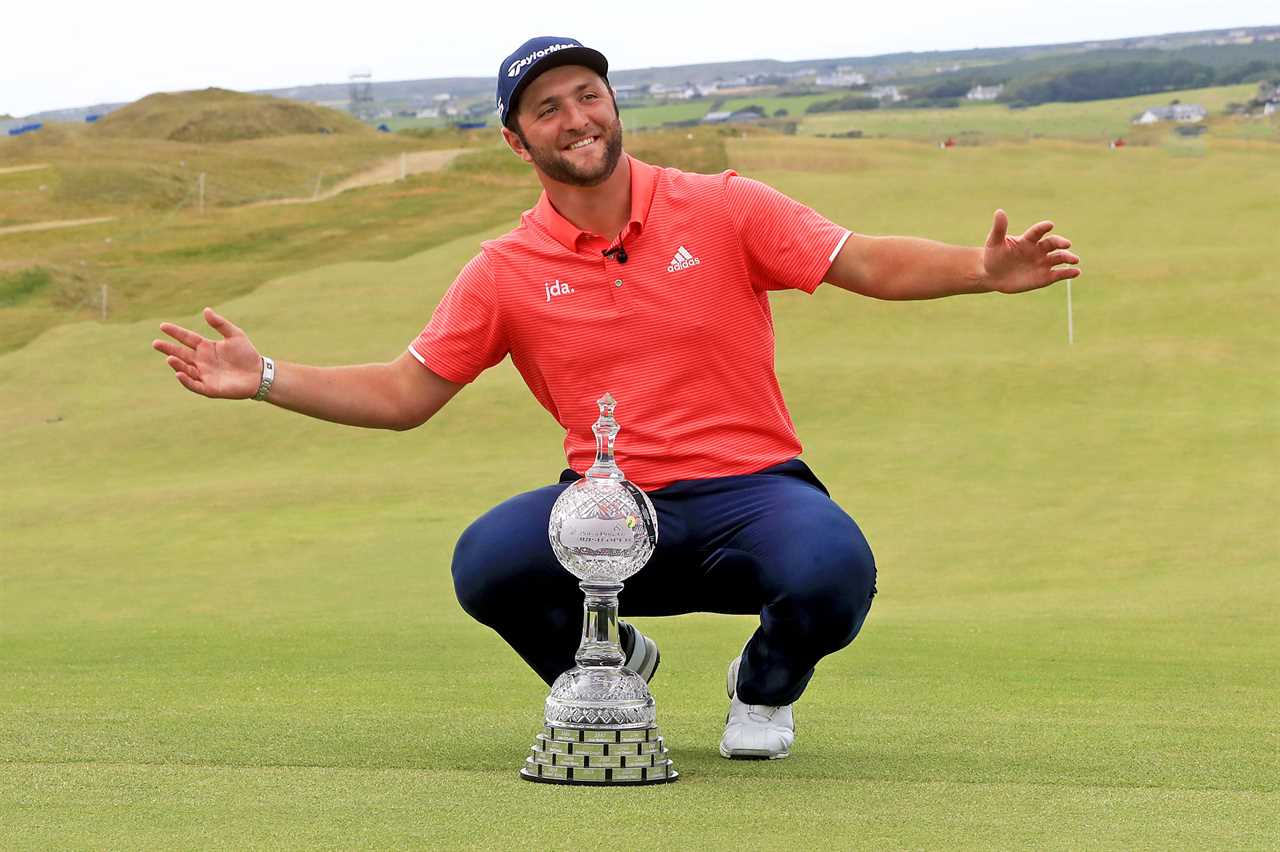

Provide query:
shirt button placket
left=610, top=274, right=627, bottom=312
left=602, top=255, right=624, bottom=309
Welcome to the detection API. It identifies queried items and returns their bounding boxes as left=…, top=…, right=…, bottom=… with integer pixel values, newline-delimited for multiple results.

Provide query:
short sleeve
left=724, top=174, right=852, bottom=293
left=408, top=252, right=508, bottom=384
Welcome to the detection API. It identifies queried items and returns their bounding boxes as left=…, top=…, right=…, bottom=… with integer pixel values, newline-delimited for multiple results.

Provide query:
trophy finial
left=587, top=391, right=623, bottom=480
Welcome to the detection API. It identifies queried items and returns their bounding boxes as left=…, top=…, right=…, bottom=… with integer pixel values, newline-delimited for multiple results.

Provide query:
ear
left=608, top=85, right=622, bottom=128
left=501, top=126, right=534, bottom=164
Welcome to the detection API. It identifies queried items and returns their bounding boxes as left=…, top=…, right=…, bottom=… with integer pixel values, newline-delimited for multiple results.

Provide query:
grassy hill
left=3, top=80, right=1277, bottom=357
left=1, top=135, right=1276, bottom=846
left=92, top=88, right=370, bottom=143
left=0, top=125, right=728, bottom=354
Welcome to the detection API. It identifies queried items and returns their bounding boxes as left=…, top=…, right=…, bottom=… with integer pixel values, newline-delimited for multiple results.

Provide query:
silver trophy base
left=519, top=724, right=678, bottom=785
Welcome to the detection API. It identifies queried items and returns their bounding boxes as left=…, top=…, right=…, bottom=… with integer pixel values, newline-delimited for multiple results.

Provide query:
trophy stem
left=575, top=582, right=624, bottom=667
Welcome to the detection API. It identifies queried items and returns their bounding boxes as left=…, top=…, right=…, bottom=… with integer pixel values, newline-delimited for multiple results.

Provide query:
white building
left=965, top=84, right=1004, bottom=101
left=816, top=67, right=867, bottom=87
left=612, top=84, right=646, bottom=101
left=650, top=83, right=698, bottom=100
left=1133, top=104, right=1207, bottom=124
left=870, top=85, right=905, bottom=103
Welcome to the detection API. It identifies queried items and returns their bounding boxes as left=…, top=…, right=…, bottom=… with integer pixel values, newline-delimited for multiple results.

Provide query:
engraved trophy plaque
left=519, top=393, right=677, bottom=785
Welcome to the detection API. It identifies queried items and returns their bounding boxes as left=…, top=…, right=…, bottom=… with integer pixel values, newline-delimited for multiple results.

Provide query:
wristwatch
left=252, top=355, right=275, bottom=401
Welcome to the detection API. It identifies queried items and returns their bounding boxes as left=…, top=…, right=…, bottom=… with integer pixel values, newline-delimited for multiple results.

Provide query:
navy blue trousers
left=451, top=459, right=877, bottom=706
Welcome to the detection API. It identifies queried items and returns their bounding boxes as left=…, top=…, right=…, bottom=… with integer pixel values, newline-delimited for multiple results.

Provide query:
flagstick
left=1066, top=279, right=1074, bottom=345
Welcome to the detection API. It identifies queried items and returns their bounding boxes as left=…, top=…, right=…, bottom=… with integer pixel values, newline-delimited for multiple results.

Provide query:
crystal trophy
left=519, top=393, right=677, bottom=785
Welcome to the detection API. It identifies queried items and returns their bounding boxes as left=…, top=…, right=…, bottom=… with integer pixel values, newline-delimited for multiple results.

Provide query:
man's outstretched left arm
left=825, top=210, right=1080, bottom=300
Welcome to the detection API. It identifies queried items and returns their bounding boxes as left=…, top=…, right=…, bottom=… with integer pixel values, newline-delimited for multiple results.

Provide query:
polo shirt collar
left=534, top=154, right=657, bottom=252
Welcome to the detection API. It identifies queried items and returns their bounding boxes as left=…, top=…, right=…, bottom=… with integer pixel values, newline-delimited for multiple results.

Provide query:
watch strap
left=252, top=355, right=275, bottom=401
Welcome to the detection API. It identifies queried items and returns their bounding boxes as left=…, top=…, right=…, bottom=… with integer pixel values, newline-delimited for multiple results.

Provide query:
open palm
left=152, top=307, right=262, bottom=399
left=982, top=209, right=1081, bottom=294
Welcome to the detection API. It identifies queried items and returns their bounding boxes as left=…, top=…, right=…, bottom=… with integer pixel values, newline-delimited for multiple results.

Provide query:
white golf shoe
left=719, top=654, right=794, bottom=760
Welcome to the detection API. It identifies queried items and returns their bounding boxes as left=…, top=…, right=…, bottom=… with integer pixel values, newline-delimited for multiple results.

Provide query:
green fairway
left=2, top=136, right=1277, bottom=847
left=621, top=100, right=713, bottom=127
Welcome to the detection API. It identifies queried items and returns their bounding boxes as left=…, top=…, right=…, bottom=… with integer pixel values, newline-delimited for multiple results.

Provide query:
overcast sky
left=3, top=1, right=1275, bottom=117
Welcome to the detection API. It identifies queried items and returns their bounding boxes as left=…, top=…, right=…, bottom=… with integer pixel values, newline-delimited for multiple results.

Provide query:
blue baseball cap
left=496, top=37, right=609, bottom=127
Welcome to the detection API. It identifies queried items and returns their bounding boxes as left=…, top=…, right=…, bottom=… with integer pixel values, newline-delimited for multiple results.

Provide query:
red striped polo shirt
left=409, top=154, right=851, bottom=491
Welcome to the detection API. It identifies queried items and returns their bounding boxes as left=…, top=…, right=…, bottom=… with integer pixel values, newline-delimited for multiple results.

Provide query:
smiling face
left=502, top=64, right=623, bottom=187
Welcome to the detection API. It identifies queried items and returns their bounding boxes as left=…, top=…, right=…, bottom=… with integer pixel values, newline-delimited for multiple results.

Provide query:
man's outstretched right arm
left=152, top=307, right=463, bottom=431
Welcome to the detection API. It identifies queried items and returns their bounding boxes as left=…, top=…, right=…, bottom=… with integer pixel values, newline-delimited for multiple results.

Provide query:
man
left=153, top=37, right=1079, bottom=760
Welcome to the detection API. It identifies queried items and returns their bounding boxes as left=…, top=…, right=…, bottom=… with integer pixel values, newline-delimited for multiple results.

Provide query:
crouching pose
left=154, top=36, right=1079, bottom=759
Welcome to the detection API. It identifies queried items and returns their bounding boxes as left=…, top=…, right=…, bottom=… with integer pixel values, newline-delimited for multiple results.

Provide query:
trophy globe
left=520, top=393, right=677, bottom=785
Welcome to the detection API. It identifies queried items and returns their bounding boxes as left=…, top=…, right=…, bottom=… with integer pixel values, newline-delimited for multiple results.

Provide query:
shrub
left=806, top=96, right=880, bottom=114
left=1002, top=60, right=1216, bottom=106
left=0, top=267, right=53, bottom=306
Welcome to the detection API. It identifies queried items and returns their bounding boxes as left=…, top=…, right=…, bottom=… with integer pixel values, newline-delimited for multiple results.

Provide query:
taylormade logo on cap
left=496, top=37, right=608, bottom=125
left=508, top=42, right=581, bottom=78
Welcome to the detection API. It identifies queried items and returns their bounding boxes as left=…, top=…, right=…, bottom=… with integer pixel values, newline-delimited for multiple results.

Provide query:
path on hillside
left=0, top=164, right=50, bottom=176
left=0, top=149, right=465, bottom=235
left=0, top=216, right=116, bottom=237
left=249, top=148, right=467, bottom=208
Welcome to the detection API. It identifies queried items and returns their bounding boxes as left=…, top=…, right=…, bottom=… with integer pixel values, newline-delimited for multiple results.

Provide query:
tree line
left=1000, top=59, right=1278, bottom=106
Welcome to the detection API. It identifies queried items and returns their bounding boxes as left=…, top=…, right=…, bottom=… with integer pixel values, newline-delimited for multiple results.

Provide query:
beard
left=525, top=116, right=624, bottom=187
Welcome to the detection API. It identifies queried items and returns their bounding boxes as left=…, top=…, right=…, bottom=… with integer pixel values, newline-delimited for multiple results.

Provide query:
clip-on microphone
left=602, top=240, right=628, bottom=264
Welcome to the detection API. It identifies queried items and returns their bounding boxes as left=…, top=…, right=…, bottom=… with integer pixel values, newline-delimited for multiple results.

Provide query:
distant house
left=1132, top=104, right=1207, bottom=124
left=612, top=84, right=646, bottom=101
left=1257, top=82, right=1280, bottom=116
left=869, top=85, right=905, bottom=103
left=701, top=109, right=763, bottom=125
left=651, top=83, right=698, bottom=100
left=965, top=84, right=1004, bottom=101
left=816, top=67, right=866, bottom=87
left=415, top=107, right=439, bottom=119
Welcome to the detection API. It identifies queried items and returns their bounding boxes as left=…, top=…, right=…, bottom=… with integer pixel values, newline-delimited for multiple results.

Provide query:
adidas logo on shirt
left=667, top=246, right=701, bottom=273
